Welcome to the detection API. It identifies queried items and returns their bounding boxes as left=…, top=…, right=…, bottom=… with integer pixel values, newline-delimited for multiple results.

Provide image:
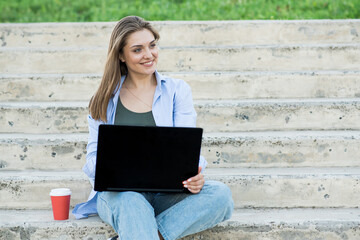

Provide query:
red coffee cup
left=50, top=188, right=71, bottom=220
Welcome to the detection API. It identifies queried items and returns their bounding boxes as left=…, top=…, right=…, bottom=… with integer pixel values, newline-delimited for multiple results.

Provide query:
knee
left=100, top=191, right=150, bottom=212
left=97, top=191, right=157, bottom=236
left=116, top=191, right=143, bottom=202
left=115, top=192, right=148, bottom=209
left=205, top=180, right=232, bottom=201
left=205, top=181, right=234, bottom=219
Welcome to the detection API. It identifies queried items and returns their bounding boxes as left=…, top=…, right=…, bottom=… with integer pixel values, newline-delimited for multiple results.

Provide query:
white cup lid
left=50, top=188, right=71, bottom=196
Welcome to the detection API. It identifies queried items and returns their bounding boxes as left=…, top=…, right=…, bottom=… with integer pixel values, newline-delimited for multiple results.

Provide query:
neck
left=125, top=72, right=156, bottom=89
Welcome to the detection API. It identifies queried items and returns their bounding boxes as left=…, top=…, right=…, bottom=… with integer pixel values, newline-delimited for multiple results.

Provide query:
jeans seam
left=156, top=195, right=185, bottom=223
left=155, top=193, right=197, bottom=240
left=157, top=221, right=170, bottom=240
left=98, top=193, right=125, bottom=239
left=140, top=192, right=156, bottom=210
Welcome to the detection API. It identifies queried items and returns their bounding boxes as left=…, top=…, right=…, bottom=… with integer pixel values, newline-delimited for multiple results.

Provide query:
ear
left=119, top=53, right=125, bottom=62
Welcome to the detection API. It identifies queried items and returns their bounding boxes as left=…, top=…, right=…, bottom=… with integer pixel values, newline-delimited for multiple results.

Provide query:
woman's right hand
left=182, top=167, right=205, bottom=194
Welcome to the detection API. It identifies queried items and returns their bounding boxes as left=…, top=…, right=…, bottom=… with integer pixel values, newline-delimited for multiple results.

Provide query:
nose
left=144, top=47, right=153, bottom=59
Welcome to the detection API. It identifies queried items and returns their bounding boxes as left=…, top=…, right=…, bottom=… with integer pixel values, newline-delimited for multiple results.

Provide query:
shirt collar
left=112, top=70, right=165, bottom=104
left=154, top=70, right=166, bottom=86
left=153, top=70, right=166, bottom=103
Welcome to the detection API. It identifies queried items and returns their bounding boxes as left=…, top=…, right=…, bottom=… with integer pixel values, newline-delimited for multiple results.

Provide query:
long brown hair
left=89, top=16, right=160, bottom=122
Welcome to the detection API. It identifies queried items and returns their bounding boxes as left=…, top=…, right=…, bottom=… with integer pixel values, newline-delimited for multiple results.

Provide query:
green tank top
left=114, top=98, right=156, bottom=126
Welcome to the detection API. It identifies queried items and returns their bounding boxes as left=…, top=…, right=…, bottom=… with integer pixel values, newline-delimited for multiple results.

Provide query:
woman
left=73, top=16, right=234, bottom=240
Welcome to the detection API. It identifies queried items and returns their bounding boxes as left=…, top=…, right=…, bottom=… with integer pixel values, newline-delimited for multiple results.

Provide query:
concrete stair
left=1, top=20, right=360, bottom=239
left=2, top=71, right=360, bottom=101
left=1, top=99, right=360, bottom=133
left=1, top=21, right=359, bottom=47
left=1, top=131, right=360, bottom=170
left=1, top=168, right=360, bottom=210
left=2, top=208, right=360, bottom=240
left=2, top=44, right=360, bottom=73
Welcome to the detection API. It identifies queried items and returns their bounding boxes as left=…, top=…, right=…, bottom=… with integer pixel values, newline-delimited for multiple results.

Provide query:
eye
left=150, top=43, right=157, bottom=48
left=133, top=48, right=141, bottom=53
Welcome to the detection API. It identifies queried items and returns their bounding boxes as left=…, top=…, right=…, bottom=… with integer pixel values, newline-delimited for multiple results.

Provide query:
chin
left=142, top=67, right=157, bottom=75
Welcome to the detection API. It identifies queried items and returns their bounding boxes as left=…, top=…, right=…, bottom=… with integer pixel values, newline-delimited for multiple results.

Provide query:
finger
left=186, top=182, right=204, bottom=190
left=184, top=180, right=203, bottom=189
left=187, top=185, right=201, bottom=193
left=189, top=173, right=202, bottom=182
left=198, top=166, right=202, bottom=174
left=187, top=184, right=203, bottom=193
left=183, top=173, right=203, bottom=185
left=186, top=175, right=204, bottom=186
left=188, top=188, right=201, bottom=194
left=184, top=177, right=204, bottom=190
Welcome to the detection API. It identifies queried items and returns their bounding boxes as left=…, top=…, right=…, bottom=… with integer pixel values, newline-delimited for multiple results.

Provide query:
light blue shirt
left=72, top=71, right=207, bottom=219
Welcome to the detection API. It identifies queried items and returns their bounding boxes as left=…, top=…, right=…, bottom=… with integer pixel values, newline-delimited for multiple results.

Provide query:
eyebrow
left=130, top=39, right=156, bottom=48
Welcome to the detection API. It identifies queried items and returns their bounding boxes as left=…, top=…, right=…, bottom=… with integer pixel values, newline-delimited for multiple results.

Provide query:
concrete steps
left=1, top=20, right=359, bottom=48
left=1, top=99, right=360, bottom=133
left=1, top=208, right=359, bottom=240
left=2, top=71, right=360, bottom=101
left=1, top=131, right=360, bottom=171
left=1, top=20, right=360, bottom=239
left=1, top=44, right=359, bottom=74
left=1, top=168, right=359, bottom=209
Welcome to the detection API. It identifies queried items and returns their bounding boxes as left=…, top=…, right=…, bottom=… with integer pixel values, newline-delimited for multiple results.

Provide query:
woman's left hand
left=183, top=167, right=205, bottom=194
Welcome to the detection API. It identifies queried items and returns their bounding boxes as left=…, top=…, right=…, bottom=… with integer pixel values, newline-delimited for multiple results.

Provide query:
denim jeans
left=97, top=180, right=234, bottom=240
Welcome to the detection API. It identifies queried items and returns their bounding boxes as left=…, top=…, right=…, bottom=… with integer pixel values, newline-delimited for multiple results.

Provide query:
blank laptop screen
left=94, top=125, right=203, bottom=193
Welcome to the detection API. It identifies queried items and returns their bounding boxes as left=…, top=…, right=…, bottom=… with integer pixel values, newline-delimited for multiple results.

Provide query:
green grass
left=1, top=0, right=359, bottom=23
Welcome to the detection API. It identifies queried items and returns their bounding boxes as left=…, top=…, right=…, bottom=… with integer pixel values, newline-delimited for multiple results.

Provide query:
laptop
left=94, top=125, right=203, bottom=193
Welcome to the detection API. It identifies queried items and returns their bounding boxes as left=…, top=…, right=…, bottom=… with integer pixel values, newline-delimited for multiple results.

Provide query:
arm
left=173, top=80, right=207, bottom=193
left=173, top=80, right=208, bottom=172
left=82, top=114, right=102, bottom=183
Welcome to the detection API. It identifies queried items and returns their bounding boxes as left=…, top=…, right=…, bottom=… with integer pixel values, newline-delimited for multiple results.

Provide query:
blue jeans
left=97, top=180, right=234, bottom=240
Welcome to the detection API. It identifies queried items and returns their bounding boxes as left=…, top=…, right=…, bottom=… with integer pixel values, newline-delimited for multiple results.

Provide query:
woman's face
left=120, top=29, right=158, bottom=77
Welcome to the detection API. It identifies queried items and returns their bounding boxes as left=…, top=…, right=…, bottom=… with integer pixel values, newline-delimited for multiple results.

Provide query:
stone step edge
left=1, top=168, right=360, bottom=180
left=1, top=208, right=359, bottom=240
left=1, top=208, right=359, bottom=227
left=1, top=98, right=360, bottom=108
left=2, top=71, right=360, bottom=102
left=1, top=43, right=359, bottom=51
left=1, top=130, right=360, bottom=142
left=2, top=70, right=360, bottom=78
left=1, top=130, right=360, bottom=141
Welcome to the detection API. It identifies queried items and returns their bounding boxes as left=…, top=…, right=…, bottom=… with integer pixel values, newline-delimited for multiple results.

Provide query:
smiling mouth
left=141, top=61, right=154, bottom=66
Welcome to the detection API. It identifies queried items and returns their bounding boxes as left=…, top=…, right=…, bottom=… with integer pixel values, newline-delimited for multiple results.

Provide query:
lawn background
left=0, top=0, right=359, bottom=23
